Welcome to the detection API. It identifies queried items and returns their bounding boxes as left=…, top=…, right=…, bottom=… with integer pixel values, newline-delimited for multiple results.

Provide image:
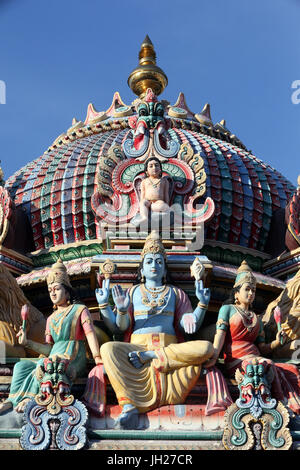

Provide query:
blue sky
left=0, top=0, right=299, bottom=185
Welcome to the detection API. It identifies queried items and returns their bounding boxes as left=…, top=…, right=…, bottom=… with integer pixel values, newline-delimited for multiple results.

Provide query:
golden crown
left=233, top=260, right=256, bottom=288
left=46, top=258, right=72, bottom=288
left=141, top=231, right=167, bottom=260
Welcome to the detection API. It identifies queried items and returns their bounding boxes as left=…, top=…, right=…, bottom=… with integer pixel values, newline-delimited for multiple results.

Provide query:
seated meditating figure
left=0, top=259, right=102, bottom=414
left=204, top=260, right=300, bottom=415
left=139, top=157, right=170, bottom=223
left=96, top=232, right=214, bottom=429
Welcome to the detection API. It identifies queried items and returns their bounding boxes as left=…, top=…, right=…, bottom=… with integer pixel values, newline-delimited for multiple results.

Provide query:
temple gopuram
left=0, top=36, right=299, bottom=451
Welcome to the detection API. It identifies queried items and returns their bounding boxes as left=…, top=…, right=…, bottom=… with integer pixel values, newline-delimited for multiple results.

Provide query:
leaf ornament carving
left=96, top=145, right=126, bottom=197
left=178, top=143, right=207, bottom=198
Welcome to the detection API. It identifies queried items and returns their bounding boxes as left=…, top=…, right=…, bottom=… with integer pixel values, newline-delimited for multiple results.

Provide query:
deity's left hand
left=195, top=280, right=210, bottom=307
left=182, top=313, right=197, bottom=335
left=275, top=329, right=288, bottom=347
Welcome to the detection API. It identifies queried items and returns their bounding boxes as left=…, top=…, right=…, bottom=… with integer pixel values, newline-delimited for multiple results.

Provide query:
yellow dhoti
left=100, top=333, right=213, bottom=413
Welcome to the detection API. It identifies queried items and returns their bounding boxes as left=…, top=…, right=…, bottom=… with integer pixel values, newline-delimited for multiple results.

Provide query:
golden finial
left=128, top=35, right=168, bottom=98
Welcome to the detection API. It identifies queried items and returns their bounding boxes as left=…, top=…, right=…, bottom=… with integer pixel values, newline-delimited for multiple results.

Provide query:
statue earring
left=141, top=274, right=145, bottom=283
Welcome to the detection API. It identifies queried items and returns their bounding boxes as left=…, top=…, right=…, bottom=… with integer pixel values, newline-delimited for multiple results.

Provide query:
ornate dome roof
left=4, top=37, right=295, bottom=256
left=5, top=115, right=294, bottom=253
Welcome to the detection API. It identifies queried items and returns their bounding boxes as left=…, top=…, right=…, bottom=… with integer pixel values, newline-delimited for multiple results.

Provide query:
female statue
left=96, top=232, right=214, bottom=429
left=204, top=260, right=300, bottom=414
left=0, top=259, right=102, bottom=414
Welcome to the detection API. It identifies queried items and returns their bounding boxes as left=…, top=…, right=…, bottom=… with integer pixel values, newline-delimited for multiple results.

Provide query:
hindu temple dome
left=0, top=35, right=300, bottom=452
left=4, top=36, right=298, bottom=268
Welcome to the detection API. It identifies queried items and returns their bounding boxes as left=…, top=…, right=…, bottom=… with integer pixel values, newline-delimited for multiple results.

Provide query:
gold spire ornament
left=47, top=258, right=72, bottom=288
left=128, top=35, right=168, bottom=98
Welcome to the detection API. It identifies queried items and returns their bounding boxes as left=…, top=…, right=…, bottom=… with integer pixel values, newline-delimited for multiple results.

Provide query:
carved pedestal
left=20, top=393, right=88, bottom=451
left=222, top=359, right=293, bottom=450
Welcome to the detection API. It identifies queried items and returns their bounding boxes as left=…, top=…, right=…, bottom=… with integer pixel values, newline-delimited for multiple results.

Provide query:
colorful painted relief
left=91, top=102, right=215, bottom=230
left=206, top=260, right=300, bottom=415
left=95, top=232, right=231, bottom=429
left=20, top=356, right=88, bottom=450
left=123, top=88, right=180, bottom=160
left=0, top=259, right=102, bottom=416
left=223, top=358, right=292, bottom=450
left=0, top=37, right=300, bottom=451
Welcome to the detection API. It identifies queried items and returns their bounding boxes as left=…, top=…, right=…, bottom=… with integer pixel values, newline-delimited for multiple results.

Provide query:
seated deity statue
left=139, top=157, right=170, bottom=223
left=96, top=232, right=214, bottom=429
left=0, top=259, right=102, bottom=415
left=204, top=260, right=300, bottom=415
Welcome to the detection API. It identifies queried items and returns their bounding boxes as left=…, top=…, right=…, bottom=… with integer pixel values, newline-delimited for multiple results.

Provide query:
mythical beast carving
left=223, top=358, right=292, bottom=451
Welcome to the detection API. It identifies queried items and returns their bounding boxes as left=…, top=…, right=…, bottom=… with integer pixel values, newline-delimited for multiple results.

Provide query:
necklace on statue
left=235, top=305, right=256, bottom=332
left=149, top=178, right=161, bottom=189
left=51, top=305, right=73, bottom=335
left=141, top=284, right=169, bottom=311
left=144, top=284, right=166, bottom=298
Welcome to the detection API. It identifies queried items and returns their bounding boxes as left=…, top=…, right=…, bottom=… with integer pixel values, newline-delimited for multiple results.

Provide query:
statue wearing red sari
left=205, top=260, right=300, bottom=415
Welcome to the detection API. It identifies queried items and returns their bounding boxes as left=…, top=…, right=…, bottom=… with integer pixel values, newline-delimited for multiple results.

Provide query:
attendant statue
left=96, top=232, right=214, bottom=429
left=0, top=259, right=102, bottom=414
left=139, top=157, right=170, bottom=223
left=204, top=260, right=300, bottom=414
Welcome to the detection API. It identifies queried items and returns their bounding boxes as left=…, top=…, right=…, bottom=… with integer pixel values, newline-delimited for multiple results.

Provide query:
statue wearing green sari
left=0, top=259, right=102, bottom=414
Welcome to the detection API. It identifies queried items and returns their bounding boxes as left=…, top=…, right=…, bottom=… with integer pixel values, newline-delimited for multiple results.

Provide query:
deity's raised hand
left=195, top=280, right=210, bottom=307
left=95, top=278, right=110, bottom=305
left=16, top=326, right=27, bottom=347
left=112, top=285, right=130, bottom=312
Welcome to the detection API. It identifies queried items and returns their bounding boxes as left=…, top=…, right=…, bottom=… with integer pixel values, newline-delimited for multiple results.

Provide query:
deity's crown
left=233, top=260, right=256, bottom=288
left=46, top=258, right=72, bottom=288
left=141, top=231, right=167, bottom=260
